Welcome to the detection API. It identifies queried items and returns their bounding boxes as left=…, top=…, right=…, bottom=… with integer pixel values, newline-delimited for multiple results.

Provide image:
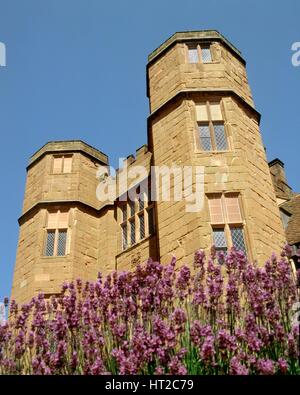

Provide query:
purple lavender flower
left=200, top=335, right=215, bottom=364
left=230, top=356, right=249, bottom=375
left=0, top=248, right=299, bottom=375
left=277, top=358, right=289, bottom=374
left=256, top=359, right=275, bottom=375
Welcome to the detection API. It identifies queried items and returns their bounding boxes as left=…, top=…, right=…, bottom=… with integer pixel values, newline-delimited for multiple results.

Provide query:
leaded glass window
left=187, top=44, right=212, bottom=64
left=213, top=229, right=227, bottom=252
left=230, top=227, right=246, bottom=254
left=130, top=220, right=136, bottom=245
left=129, top=200, right=135, bottom=217
left=44, top=210, right=69, bottom=257
left=139, top=194, right=145, bottom=211
left=45, top=230, right=55, bottom=256
left=208, top=194, right=247, bottom=257
left=119, top=181, right=155, bottom=251
left=202, top=47, right=212, bottom=63
left=196, top=101, right=228, bottom=152
left=214, top=123, right=228, bottom=151
left=57, top=230, right=67, bottom=256
left=122, top=205, right=127, bottom=222
left=199, top=125, right=212, bottom=151
left=188, top=47, right=199, bottom=63
left=139, top=214, right=145, bottom=240
left=122, top=224, right=127, bottom=250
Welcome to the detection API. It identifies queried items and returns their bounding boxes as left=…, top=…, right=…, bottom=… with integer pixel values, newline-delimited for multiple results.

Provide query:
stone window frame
left=194, top=100, right=230, bottom=153
left=207, top=193, right=250, bottom=255
left=52, top=154, right=73, bottom=174
left=186, top=42, right=213, bottom=64
left=44, top=293, right=61, bottom=301
left=279, top=208, right=291, bottom=230
left=119, top=185, right=155, bottom=252
left=43, top=209, right=71, bottom=257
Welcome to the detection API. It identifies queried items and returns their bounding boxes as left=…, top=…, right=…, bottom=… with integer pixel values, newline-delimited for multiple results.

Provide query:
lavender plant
left=0, top=247, right=299, bottom=375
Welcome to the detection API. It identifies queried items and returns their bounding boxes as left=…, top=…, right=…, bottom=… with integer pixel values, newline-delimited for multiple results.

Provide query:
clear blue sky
left=0, top=0, right=299, bottom=301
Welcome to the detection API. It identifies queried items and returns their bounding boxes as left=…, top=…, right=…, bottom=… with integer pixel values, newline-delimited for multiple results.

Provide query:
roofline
left=278, top=204, right=292, bottom=216
left=269, top=158, right=285, bottom=168
left=147, top=30, right=245, bottom=66
left=27, top=140, right=109, bottom=170
left=146, top=30, right=246, bottom=98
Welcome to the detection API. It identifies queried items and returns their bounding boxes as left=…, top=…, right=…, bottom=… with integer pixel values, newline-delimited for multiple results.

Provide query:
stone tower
left=11, top=31, right=286, bottom=304
left=11, top=141, right=109, bottom=304
left=146, top=31, right=286, bottom=265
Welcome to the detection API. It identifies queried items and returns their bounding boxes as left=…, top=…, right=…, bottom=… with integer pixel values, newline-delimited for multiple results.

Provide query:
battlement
left=114, top=145, right=151, bottom=173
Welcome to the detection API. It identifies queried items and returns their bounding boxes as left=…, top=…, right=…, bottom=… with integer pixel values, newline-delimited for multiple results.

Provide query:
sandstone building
left=11, top=30, right=292, bottom=304
left=269, top=159, right=300, bottom=265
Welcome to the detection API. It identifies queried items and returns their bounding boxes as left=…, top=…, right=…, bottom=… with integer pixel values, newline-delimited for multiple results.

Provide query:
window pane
left=139, top=214, right=145, bottom=240
left=199, top=125, right=212, bottom=151
left=230, top=227, right=246, bottom=254
left=202, top=47, right=212, bottom=63
left=121, top=205, right=127, bottom=222
left=58, top=211, right=69, bottom=228
left=130, top=220, right=136, bottom=245
left=188, top=47, right=199, bottom=63
left=213, top=229, right=227, bottom=252
left=208, top=195, right=224, bottom=224
left=122, top=224, right=127, bottom=250
left=196, top=103, right=209, bottom=121
left=139, top=194, right=145, bottom=211
left=45, top=230, right=55, bottom=256
left=225, top=195, right=242, bottom=223
left=47, top=212, right=58, bottom=229
left=210, top=103, right=223, bottom=121
left=53, top=157, right=63, bottom=174
left=57, top=230, right=67, bottom=256
left=63, top=156, right=72, bottom=173
left=214, top=123, right=228, bottom=151
left=129, top=200, right=135, bottom=217
left=148, top=207, right=155, bottom=235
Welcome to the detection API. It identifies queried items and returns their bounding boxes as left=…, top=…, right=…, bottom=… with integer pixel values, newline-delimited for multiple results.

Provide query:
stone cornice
left=146, top=30, right=246, bottom=98
left=27, top=140, right=108, bottom=170
left=147, top=30, right=244, bottom=66
left=147, top=88, right=261, bottom=124
left=18, top=200, right=114, bottom=225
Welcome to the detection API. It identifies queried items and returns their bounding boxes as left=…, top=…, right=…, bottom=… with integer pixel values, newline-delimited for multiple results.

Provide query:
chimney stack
left=269, top=158, right=292, bottom=200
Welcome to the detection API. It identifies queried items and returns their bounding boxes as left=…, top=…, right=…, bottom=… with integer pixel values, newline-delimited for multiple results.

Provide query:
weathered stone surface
left=269, top=159, right=300, bottom=249
left=11, top=30, right=287, bottom=304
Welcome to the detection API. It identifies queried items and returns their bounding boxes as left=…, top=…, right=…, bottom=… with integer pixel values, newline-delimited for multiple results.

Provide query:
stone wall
left=23, top=151, right=104, bottom=213
left=148, top=38, right=254, bottom=113
left=11, top=31, right=288, bottom=304
left=149, top=93, right=286, bottom=266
